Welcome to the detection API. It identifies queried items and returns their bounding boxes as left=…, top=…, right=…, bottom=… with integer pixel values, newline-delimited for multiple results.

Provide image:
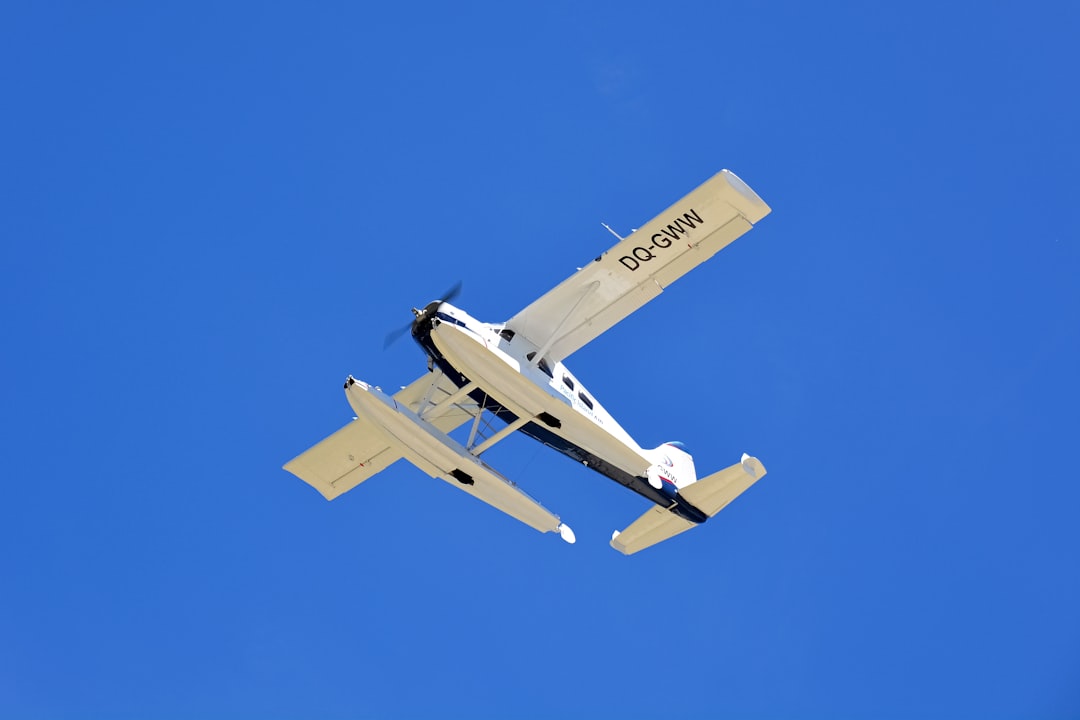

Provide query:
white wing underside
left=506, top=170, right=770, bottom=361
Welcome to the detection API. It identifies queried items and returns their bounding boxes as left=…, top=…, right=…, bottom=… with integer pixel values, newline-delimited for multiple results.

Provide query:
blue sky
left=2, top=2, right=1078, bottom=718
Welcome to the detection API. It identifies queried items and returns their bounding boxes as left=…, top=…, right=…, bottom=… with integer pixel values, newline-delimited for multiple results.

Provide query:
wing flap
left=651, top=215, right=754, bottom=289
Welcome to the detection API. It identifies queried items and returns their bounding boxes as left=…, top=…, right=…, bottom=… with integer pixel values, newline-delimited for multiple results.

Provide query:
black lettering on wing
left=681, top=208, right=703, bottom=227
left=621, top=209, right=704, bottom=272
left=662, top=208, right=704, bottom=242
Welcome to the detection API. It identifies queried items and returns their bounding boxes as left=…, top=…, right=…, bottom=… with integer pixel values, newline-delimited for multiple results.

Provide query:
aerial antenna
left=600, top=222, right=624, bottom=241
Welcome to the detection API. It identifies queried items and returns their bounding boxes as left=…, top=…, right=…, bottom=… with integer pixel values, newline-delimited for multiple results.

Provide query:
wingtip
left=609, top=530, right=632, bottom=555
left=740, top=452, right=766, bottom=479
left=720, top=169, right=771, bottom=222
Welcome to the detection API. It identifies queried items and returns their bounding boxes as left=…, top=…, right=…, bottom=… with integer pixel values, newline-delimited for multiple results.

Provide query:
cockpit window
left=499, top=328, right=515, bottom=341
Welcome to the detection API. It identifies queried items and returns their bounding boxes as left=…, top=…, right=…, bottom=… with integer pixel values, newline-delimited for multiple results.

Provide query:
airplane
left=284, top=169, right=771, bottom=555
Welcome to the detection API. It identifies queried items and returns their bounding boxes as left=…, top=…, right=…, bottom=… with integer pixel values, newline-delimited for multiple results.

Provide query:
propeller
left=437, top=280, right=463, bottom=305
left=383, top=281, right=463, bottom=350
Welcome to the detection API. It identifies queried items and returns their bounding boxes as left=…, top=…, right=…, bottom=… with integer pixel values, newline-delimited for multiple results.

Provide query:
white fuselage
left=431, top=304, right=648, bottom=470
left=406, top=300, right=704, bottom=519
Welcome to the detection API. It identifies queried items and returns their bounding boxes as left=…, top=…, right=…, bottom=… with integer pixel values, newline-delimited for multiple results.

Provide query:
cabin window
left=562, top=375, right=575, bottom=390
left=526, top=352, right=554, bottom=379
left=578, top=392, right=593, bottom=410
left=499, top=328, right=515, bottom=341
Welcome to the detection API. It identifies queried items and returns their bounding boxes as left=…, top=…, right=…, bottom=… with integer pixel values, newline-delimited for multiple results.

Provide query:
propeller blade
left=383, top=280, right=463, bottom=350
left=440, top=280, right=462, bottom=304
left=383, top=322, right=412, bottom=350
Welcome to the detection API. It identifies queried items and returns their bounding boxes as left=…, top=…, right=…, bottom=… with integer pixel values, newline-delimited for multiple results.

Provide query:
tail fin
left=643, top=441, right=698, bottom=494
left=610, top=453, right=767, bottom=555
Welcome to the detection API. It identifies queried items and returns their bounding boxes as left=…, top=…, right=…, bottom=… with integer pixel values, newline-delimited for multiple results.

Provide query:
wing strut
left=465, top=393, right=489, bottom=449
left=462, top=394, right=536, bottom=456
left=470, top=416, right=531, bottom=456
left=415, top=368, right=446, bottom=417
left=420, top=379, right=478, bottom=421
left=532, top=280, right=600, bottom=363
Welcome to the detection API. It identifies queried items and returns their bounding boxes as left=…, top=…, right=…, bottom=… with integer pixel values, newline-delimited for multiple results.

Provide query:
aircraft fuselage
left=411, top=301, right=708, bottom=524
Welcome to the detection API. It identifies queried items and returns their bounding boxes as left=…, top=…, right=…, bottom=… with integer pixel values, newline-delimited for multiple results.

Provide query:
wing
left=506, top=170, right=770, bottom=361
left=283, top=414, right=402, bottom=500
left=283, top=371, right=473, bottom=500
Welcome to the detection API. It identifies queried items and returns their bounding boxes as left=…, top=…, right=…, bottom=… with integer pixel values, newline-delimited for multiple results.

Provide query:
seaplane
left=284, top=169, right=771, bottom=554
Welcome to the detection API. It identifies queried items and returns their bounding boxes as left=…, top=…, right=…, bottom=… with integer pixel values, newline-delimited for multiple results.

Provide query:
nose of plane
left=410, top=300, right=445, bottom=337
left=343, top=375, right=370, bottom=391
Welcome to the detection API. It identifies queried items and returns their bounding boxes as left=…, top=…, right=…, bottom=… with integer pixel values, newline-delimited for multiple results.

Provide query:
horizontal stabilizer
left=609, top=507, right=697, bottom=556
left=679, top=453, right=767, bottom=516
left=610, top=454, right=767, bottom=555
